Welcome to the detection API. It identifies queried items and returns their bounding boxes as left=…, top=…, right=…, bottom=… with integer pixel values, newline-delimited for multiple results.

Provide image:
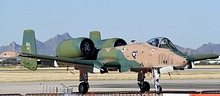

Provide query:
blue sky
left=0, top=0, right=220, bottom=49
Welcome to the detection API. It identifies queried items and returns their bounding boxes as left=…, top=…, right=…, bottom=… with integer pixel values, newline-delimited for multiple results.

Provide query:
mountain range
left=1, top=33, right=220, bottom=56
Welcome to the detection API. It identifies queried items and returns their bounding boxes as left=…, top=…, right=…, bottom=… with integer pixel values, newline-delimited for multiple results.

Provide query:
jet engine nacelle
left=56, top=37, right=95, bottom=58
left=56, top=31, right=127, bottom=58
left=89, top=31, right=127, bottom=49
left=95, top=38, right=127, bottom=49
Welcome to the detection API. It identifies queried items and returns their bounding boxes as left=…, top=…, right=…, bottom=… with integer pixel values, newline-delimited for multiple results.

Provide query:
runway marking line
left=190, top=94, right=220, bottom=96
left=163, top=94, right=189, bottom=96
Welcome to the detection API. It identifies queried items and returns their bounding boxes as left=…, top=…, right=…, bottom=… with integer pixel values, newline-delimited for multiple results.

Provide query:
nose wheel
left=156, top=85, right=162, bottom=91
left=152, top=68, right=162, bottom=92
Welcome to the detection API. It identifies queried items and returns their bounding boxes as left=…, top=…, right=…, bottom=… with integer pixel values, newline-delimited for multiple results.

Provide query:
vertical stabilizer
left=21, top=30, right=38, bottom=71
left=89, top=31, right=101, bottom=42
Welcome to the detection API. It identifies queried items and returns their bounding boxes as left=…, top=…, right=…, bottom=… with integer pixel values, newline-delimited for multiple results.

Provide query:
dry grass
left=194, top=65, right=220, bottom=68
left=1, top=65, right=220, bottom=82
left=0, top=69, right=138, bottom=82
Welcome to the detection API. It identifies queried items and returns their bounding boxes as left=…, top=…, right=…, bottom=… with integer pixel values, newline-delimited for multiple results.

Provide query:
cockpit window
left=147, top=37, right=177, bottom=50
left=147, top=38, right=161, bottom=47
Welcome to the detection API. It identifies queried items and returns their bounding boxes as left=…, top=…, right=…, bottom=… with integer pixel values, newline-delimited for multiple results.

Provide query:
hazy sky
left=0, top=0, right=220, bottom=49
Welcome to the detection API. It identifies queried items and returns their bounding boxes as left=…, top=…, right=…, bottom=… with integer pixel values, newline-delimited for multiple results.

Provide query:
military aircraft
left=20, top=30, right=219, bottom=94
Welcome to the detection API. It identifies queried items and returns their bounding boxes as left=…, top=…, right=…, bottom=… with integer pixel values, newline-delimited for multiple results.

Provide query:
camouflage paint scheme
left=20, top=30, right=38, bottom=70
left=20, top=29, right=219, bottom=94
left=97, top=43, right=188, bottom=72
left=20, top=30, right=219, bottom=72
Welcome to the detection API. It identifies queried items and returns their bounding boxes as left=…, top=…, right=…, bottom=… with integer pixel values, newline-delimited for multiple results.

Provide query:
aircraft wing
left=20, top=53, right=103, bottom=71
left=188, top=54, right=219, bottom=61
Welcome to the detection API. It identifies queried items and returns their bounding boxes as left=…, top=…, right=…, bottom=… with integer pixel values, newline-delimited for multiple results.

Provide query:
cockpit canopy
left=147, top=37, right=177, bottom=50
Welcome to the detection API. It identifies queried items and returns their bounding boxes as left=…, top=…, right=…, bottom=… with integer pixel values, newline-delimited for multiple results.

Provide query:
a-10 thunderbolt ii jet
left=20, top=30, right=219, bottom=94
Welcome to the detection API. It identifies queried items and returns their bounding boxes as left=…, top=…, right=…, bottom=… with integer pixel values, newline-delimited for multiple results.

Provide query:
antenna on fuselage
left=131, top=40, right=136, bottom=43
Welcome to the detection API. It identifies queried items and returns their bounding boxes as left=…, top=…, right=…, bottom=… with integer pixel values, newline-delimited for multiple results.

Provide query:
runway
left=1, top=67, right=220, bottom=95
left=1, top=79, right=220, bottom=95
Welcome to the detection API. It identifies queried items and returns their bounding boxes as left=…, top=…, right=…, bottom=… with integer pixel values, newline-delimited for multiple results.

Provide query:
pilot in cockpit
left=153, top=39, right=159, bottom=47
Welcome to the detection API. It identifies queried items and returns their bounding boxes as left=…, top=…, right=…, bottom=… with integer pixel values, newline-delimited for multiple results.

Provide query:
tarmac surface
left=1, top=68, right=220, bottom=95
left=0, top=79, right=220, bottom=95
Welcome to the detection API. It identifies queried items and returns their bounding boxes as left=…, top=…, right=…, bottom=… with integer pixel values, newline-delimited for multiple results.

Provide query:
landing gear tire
left=78, top=82, right=89, bottom=94
left=138, top=81, right=150, bottom=93
left=157, top=85, right=162, bottom=91
left=100, top=67, right=108, bottom=74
